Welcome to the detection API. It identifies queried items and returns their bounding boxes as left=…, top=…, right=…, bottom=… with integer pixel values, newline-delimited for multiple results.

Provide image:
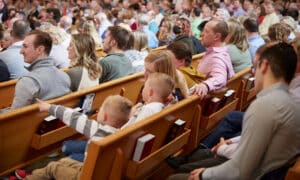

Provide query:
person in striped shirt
left=18, top=95, right=132, bottom=180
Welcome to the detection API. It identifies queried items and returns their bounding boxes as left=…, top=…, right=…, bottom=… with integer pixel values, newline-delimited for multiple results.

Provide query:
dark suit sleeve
left=0, top=59, right=10, bottom=82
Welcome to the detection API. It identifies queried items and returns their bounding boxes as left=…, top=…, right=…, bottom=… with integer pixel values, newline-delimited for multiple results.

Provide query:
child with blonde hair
left=15, top=95, right=132, bottom=180
left=124, top=72, right=175, bottom=127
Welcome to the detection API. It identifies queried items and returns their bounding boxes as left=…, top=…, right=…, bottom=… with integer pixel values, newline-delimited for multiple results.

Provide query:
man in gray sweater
left=11, top=30, right=70, bottom=109
left=176, top=42, right=300, bottom=180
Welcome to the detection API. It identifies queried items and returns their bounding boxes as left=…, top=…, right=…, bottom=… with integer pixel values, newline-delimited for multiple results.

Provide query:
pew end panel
left=0, top=79, right=17, bottom=109
left=0, top=95, right=81, bottom=175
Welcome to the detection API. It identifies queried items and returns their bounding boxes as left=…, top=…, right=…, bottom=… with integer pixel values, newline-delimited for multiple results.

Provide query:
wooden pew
left=0, top=45, right=106, bottom=110
left=80, top=95, right=201, bottom=180
left=285, top=157, right=300, bottom=180
left=152, top=45, right=167, bottom=51
left=197, top=67, right=252, bottom=139
left=191, top=52, right=205, bottom=70
left=0, top=72, right=145, bottom=176
left=95, top=47, right=106, bottom=57
left=227, top=67, right=252, bottom=103
left=0, top=79, right=17, bottom=109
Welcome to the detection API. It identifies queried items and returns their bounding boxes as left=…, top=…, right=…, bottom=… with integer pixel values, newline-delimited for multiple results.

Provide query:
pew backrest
left=191, top=52, right=205, bottom=70
left=80, top=95, right=201, bottom=180
left=0, top=79, right=17, bottom=109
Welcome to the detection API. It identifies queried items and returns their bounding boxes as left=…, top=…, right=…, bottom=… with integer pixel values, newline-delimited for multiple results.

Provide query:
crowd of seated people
left=0, top=0, right=299, bottom=179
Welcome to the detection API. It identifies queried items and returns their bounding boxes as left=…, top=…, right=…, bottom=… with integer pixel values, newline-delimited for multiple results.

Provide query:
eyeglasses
left=251, top=59, right=263, bottom=74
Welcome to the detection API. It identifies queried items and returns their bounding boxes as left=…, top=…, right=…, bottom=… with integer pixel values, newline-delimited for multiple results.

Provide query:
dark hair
left=212, top=20, right=228, bottom=42
left=27, top=30, right=52, bottom=55
left=198, top=20, right=208, bottom=31
left=167, top=41, right=192, bottom=66
left=108, top=26, right=133, bottom=50
left=286, top=8, right=299, bottom=21
left=193, top=7, right=201, bottom=17
left=12, top=20, right=31, bottom=39
left=258, top=42, right=297, bottom=83
left=243, top=18, right=258, bottom=33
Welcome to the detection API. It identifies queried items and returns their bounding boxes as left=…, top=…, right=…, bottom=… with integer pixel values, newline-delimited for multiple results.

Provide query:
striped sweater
left=49, top=105, right=118, bottom=142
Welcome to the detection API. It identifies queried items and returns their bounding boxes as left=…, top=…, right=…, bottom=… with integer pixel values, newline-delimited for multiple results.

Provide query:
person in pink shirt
left=192, top=20, right=234, bottom=98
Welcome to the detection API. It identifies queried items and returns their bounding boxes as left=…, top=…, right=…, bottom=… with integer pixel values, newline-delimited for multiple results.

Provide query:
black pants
left=177, top=149, right=228, bottom=173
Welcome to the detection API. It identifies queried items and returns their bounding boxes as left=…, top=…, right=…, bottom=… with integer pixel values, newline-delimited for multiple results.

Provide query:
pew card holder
left=126, top=128, right=191, bottom=179
left=31, top=107, right=83, bottom=150
left=200, top=98, right=239, bottom=130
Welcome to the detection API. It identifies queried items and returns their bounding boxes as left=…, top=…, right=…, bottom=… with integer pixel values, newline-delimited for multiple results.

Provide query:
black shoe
left=165, top=155, right=188, bottom=169
left=197, top=143, right=209, bottom=149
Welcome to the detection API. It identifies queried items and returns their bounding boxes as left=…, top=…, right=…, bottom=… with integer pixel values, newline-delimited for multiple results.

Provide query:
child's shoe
left=15, top=169, right=30, bottom=179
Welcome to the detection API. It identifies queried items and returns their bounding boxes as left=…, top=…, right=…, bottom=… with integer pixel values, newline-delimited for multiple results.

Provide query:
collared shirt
left=248, top=34, right=265, bottom=62
left=233, top=7, right=246, bottom=17
left=259, top=12, right=280, bottom=36
left=203, top=83, right=300, bottom=180
left=289, top=73, right=300, bottom=104
left=0, top=41, right=29, bottom=79
left=99, top=53, right=133, bottom=83
left=143, top=26, right=158, bottom=49
left=197, top=46, right=234, bottom=91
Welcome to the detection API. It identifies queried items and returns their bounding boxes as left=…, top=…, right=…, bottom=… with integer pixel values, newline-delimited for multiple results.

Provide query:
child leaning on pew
left=16, top=95, right=132, bottom=180
left=123, top=72, right=175, bottom=128
left=59, top=72, right=175, bottom=163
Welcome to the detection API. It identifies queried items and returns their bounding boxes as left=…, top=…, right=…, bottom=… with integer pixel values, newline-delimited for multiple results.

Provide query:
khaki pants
left=25, top=157, right=83, bottom=180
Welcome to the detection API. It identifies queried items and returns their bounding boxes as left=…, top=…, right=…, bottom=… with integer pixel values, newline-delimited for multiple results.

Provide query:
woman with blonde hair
left=67, top=33, right=102, bottom=91
left=144, top=50, right=188, bottom=101
left=39, top=23, right=71, bottom=68
left=226, top=18, right=252, bottom=73
left=125, top=30, right=149, bottom=73
left=268, top=22, right=291, bottom=43
left=157, top=18, right=176, bottom=46
left=81, top=19, right=102, bottom=48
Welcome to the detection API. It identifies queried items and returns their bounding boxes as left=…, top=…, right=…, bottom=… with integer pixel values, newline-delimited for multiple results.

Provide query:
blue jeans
left=62, top=140, right=88, bottom=162
left=202, top=111, right=244, bottom=148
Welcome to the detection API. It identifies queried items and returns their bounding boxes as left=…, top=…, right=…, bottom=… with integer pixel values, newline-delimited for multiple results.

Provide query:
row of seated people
left=0, top=21, right=299, bottom=178
left=0, top=20, right=230, bottom=111
left=6, top=41, right=300, bottom=180
left=0, top=27, right=239, bottom=179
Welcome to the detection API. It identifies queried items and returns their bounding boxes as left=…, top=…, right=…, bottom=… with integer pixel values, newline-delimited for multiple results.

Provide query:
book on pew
left=245, top=77, right=255, bottom=91
left=37, top=107, right=82, bottom=135
left=132, top=133, right=155, bottom=162
left=164, top=119, right=186, bottom=144
left=218, top=89, right=236, bottom=109
left=204, top=97, right=221, bottom=116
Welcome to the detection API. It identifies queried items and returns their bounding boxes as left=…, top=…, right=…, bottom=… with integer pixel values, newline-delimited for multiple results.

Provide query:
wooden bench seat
left=80, top=95, right=201, bottom=180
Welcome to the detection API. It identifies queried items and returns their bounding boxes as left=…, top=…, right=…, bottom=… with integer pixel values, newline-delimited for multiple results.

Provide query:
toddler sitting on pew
left=60, top=72, right=175, bottom=163
left=123, top=72, right=175, bottom=127
left=15, top=95, right=132, bottom=180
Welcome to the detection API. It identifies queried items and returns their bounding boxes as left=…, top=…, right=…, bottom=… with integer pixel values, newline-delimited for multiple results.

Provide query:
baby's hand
left=36, top=98, right=51, bottom=112
left=130, top=102, right=143, bottom=117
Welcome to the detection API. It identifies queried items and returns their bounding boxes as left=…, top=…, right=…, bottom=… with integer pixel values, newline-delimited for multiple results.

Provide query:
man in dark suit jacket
left=0, top=59, right=9, bottom=82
